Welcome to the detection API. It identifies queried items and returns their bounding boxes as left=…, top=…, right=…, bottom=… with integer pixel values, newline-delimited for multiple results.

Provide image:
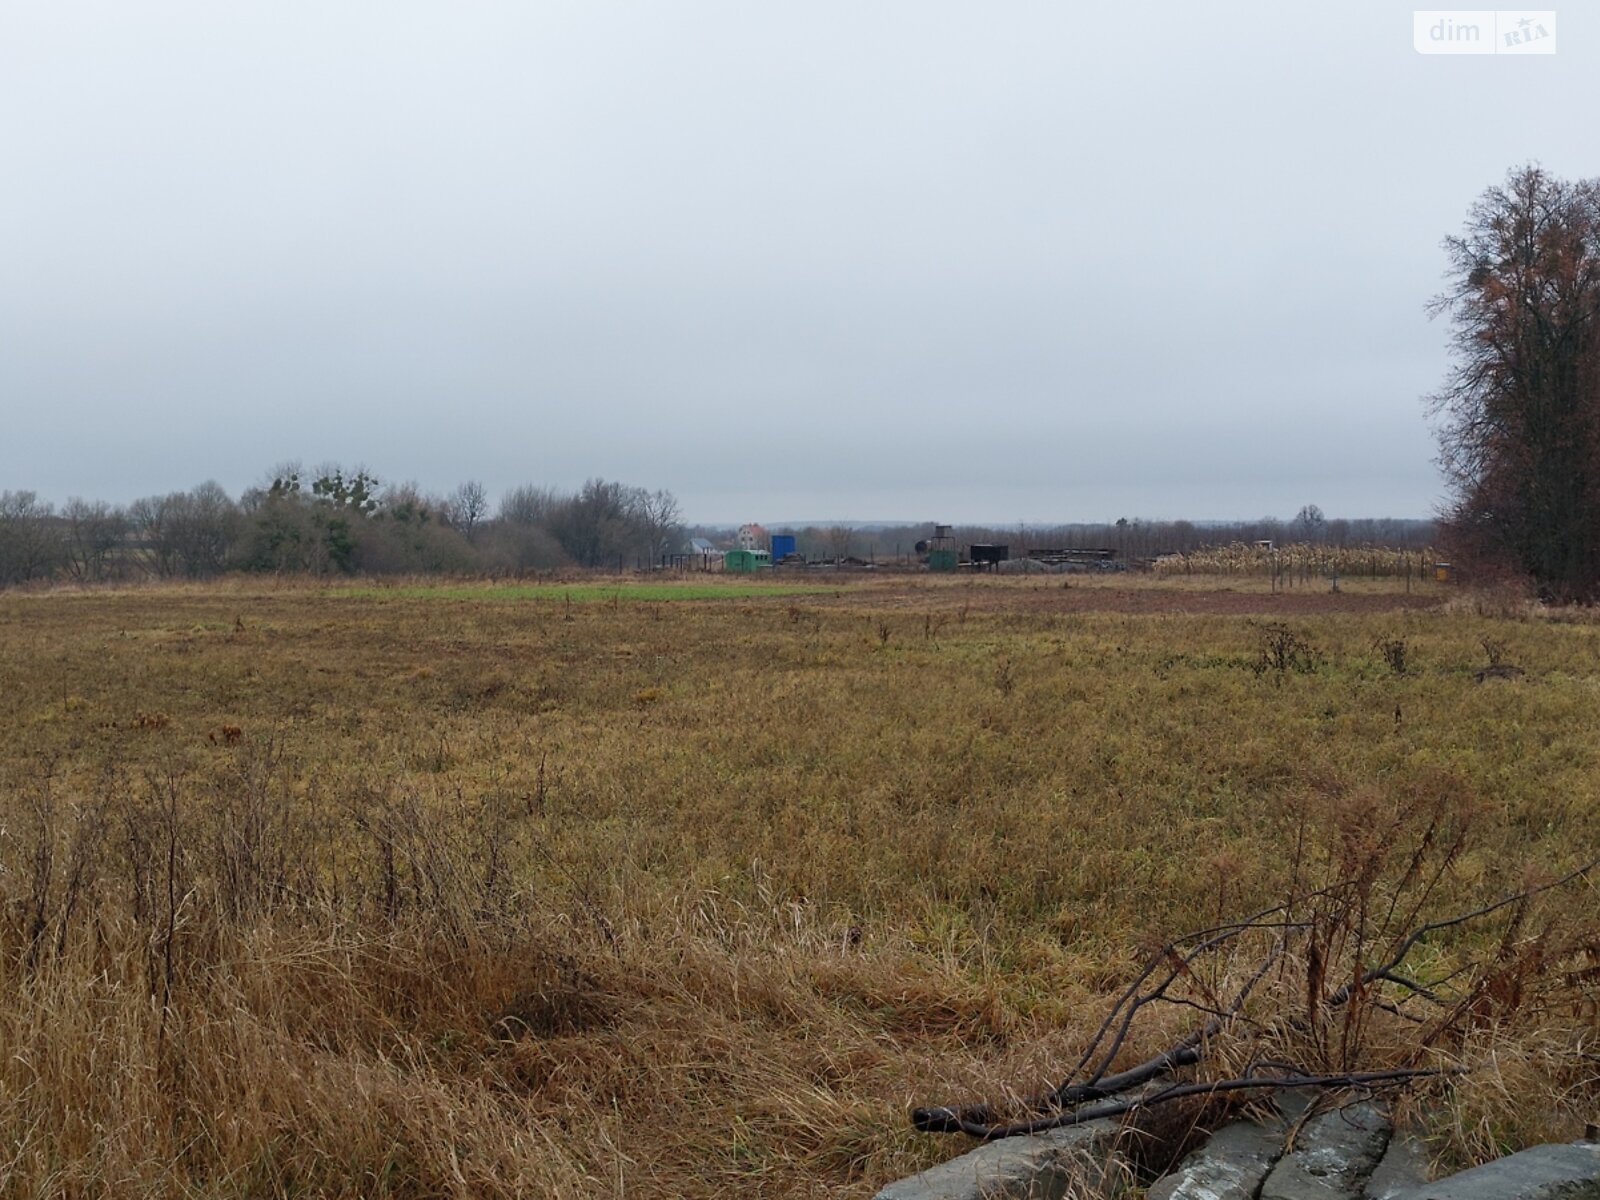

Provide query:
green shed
left=927, top=548, right=958, bottom=572
left=724, top=549, right=761, bottom=573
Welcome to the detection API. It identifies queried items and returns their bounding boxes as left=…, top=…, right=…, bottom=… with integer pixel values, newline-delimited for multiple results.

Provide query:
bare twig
left=1328, top=856, right=1600, bottom=1008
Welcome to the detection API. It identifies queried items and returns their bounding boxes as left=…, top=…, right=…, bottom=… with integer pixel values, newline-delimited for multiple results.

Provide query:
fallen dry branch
left=912, top=855, right=1600, bottom=1141
left=916, top=1067, right=1457, bottom=1140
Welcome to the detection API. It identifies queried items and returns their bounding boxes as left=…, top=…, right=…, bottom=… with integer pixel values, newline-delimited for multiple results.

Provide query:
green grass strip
left=334, top=581, right=837, bottom=602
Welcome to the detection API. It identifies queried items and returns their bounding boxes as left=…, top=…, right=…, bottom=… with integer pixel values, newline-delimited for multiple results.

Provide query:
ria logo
left=1502, top=13, right=1553, bottom=46
left=1413, top=10, right=1556, bottom=53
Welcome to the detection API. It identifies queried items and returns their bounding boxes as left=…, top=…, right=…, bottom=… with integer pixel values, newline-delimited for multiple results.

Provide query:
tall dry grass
left=1, top=577, right=1597, bottom=1196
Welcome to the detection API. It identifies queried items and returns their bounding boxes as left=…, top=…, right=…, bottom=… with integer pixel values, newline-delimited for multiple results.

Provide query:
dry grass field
left=2, top=573, right=1598, bottom=1198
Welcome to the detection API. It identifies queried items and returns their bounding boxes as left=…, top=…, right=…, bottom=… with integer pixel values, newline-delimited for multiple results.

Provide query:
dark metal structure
left=969, top=544, right=1009, bottom=566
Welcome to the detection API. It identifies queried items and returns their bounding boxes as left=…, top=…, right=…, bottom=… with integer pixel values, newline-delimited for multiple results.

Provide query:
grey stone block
left=1260, top=1102, right=1391, bottom=1200
left=872, top=1120, right=1120, bottom=1200
left=1364, top=1134, right=1432, bottom=1200
left=1146, top=1117, right=1289, bottom=1200
left=1388, top=1142, right=1600, bottom=1200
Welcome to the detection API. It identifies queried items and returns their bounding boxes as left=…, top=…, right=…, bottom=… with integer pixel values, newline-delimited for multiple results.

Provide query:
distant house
left=737, top=523, right=768, bottom=552
left=687, top=537, right=719, bottom=569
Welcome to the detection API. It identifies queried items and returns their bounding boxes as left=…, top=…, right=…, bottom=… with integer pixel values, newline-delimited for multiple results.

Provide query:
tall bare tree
left=633, top=488, right=682, bottom=566
left=445, top=480, right=488, bottom=543
left=1431, top=165, right=1600, bottom=600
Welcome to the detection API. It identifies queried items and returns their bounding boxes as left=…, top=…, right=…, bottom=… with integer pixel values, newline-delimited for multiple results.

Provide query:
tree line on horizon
left=0, top=468, right=684, bottom=586
left=0, top=467, right=1437, bottom=588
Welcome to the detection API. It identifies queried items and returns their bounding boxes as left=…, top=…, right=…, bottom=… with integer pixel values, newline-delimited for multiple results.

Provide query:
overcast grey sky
left=2, top=2, right=1593, bottom=524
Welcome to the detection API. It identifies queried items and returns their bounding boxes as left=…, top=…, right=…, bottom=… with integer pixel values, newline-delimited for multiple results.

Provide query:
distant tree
left=354, top=481, right=490, bottom=574
left=237, top=466, right=376, bottom=574
left=481, top=521, right=569, bottom=572
left=498, top=484, right=563, bottom=528
left=825, top=525, right=854, bottom=561
left=168, top=482, right=240, bottom=576
left=463, top=483, right=570, bottom=571
left=128, top=493, right=179, bottom=577
left=306, top=467, right=380, bottom=572
left=309, top=467, right=381, bottom=517
left=0, top=490, right=61, bottom=585
left=1431, top=165, right=1600, bottom=600
left=444, top=481, right=488, bottom=543
left=549, top=478, right=635, bottom=567
left=237, top=475, right=318, bottom=573
left=61, top=498, right=129, bottom=582
left=379, top=480, right=431, bottom=527
left=1294, top=505, right=1326, bottom=540
left=634, top=488, right=682, bottom=566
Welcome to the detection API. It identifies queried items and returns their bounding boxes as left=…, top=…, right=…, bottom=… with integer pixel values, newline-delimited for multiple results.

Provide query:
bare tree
left=548, top=478, right=634, bottom=567
left=128, top=493, right=179, bottom=577
left=61, top=498, right=129, bottom=583
left=0, top=490, right=61, bottom=585
left=444, top=481, right=488, bottom=543
left=379, top=480, right=432, bottom=526
left=825, top=525, right=854, bottom=561
left=633, top=488, right=683, bottom=566
left=168, top=483, right=240, bottom=577
left=1294, top=504, right=1326, bottom=542
left=498, top=484, right=563, bottom=528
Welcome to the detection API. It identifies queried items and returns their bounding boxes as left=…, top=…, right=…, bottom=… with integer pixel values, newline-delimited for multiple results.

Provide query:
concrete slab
left=1146, top=1117, right=1289, bottom=1200
left=872, top=1120, right=1121, bottom=1200
left=1387, top=1141, right=1600, bottom=1200
left=1260, top=1102, right=1391, bottom=1200
left=1364, top=1134, right=1432, bottom=1200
